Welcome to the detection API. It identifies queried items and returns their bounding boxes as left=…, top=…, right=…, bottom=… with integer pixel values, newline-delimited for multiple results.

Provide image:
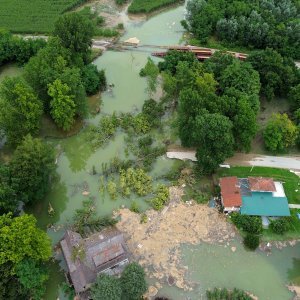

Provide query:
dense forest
left=182, top=0, right=300, bottom=59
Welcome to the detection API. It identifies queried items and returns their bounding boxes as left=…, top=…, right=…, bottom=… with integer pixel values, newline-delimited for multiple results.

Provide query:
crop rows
left=0, top=0, right=87, bottom=33
left=128, top=0, right=183, bottom=14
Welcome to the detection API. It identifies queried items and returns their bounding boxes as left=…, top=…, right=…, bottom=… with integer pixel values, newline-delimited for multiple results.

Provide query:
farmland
left=128, top=0, right=183, bottom=14
left=0, top=0, right=87, bottom=33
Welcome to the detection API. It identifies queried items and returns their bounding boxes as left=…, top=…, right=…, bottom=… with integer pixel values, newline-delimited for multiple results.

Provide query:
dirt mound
left=115, top=187, right=236, bottom=291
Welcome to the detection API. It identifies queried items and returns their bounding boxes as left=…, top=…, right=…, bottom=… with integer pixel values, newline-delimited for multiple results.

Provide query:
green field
left=217, top=166, right=300, bottom=204
left=128, top=0, right=183, bottom=14
left=0, top=0, right=87, bottom=33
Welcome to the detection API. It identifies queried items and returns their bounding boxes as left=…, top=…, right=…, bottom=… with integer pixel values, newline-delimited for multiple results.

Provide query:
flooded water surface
left=1, top=4, right=299, bottom=300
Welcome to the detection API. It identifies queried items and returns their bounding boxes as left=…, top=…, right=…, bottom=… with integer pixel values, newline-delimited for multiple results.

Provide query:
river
left=0, top=3, right=300, bottom=300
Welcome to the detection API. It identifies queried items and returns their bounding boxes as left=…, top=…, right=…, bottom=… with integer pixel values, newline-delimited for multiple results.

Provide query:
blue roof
left=240, top=192, right=290, bottom=216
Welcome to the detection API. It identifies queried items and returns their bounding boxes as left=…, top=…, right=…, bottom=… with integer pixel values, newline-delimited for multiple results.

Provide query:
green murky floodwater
left=1, top=4, right=300, bottom=300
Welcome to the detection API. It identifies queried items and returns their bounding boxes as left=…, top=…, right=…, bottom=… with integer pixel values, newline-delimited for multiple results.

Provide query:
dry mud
left=115, top=187, right=236, bottom=291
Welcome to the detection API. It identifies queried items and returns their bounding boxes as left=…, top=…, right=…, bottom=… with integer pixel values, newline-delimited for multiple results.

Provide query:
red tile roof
left=248, top=177, right=276, bottom=192
left=220, top=176, right=242, bottom=207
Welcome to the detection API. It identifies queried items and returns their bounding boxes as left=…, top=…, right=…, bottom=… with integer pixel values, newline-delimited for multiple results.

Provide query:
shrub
left=269, top=218, right=290, bottom=235
left=231, top=213, right=263, bottom=234
left=243, top=234, right=260, bottom=251
left=140, top=213, right=148, bottom=224
left=151, top=184, right=169, bottom=210
left=130, top=201, right=140, bottom=213
left=206, top=287, right=252, bottom=300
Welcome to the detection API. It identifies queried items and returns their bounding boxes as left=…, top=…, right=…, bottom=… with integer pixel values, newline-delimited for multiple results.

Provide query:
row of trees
left=0, top=135, right=56, bottom=299
left=183, top=0, right=300, bottom=59
left=0, top=29, right=46, bottom=66
left=0, top=12, right=106, bottom=146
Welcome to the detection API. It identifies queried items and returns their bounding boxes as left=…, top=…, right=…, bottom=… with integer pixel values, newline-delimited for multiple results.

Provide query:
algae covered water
left=1, top=4, right=300, bottom=300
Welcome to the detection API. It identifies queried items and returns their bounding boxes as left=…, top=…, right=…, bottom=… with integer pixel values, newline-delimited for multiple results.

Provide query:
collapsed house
left=60, top=229, right=129, bottom=294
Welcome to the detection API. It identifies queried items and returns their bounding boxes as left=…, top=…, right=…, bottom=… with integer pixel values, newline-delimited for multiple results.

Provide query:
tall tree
left=48, top=79, right=76, bottom=131
left=233, top=98, right=258, bottom=152
left=220, top=60, right=261, bottom=98
left=0, top=77, right=43, bottom=145
left=10, top=135, right=55, bottom=204
left=0, top=164, right=17, bottom=215
left=23, top=37, right=71, bottom=102
left=121, top=262, right=148, bottom=300
left=91, top=274, right=122, bottom=300
left=193, top=113, right=234, bottom=174
left=247, top=49, right=300, bottom=100
left=0, top=213, right=51, bottom=266
left=263, top=113, right=298, bottom=153
left=53, top=12, right=94, bottom=63
left=15, top=258, right=49, bottom=300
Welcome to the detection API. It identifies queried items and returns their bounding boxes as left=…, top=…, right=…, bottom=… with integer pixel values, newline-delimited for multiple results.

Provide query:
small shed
left=60, top=229, right=129, bottom=294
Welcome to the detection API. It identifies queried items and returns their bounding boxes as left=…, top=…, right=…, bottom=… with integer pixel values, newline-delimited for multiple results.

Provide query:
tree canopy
left=0, top=76, right=43, bottom=145
left=53, top=12, right=95, bottom=64
left=48, top=79, right=76, bottom=131
left=10, top=135, right=55, bottom=204
left=184, top=0, right=300, bottom=59
left=194, top=113, right=234, bottom=174
left=0, top=164, right=17, bottom=215
left=0, top=213, right=51, bottom=267
left=91, top=274, right=122, bottom=300
left=263, top=113, right=298, bottom=153
left=121, top=262, right=148, bottom=300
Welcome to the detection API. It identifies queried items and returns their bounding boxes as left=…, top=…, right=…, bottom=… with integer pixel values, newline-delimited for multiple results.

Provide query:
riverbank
left=115, top=186, right=236, bottom=292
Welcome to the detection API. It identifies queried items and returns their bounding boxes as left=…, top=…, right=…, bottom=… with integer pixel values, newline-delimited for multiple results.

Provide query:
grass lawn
left=128, top=0, right=183, bottom=14
left=0, top=0, right=87, bottom=33
left=217, top=166, right=300, bottom=204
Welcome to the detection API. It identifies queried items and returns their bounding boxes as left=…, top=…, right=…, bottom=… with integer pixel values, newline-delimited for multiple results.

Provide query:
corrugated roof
left=241, top=192, right=290, bottom=216
left=248, top=177, right=276, bottom=192
left=220, top=177, right=242, bottom=207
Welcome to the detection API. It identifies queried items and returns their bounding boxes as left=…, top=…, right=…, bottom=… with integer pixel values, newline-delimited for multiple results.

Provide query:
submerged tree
left=10, top=135, right=55, bottom=204
left=0, top=76, right=43, bottom=145
left=48, top=79, right=76, bottom=131
left=0, top=213, right=51, bottom=266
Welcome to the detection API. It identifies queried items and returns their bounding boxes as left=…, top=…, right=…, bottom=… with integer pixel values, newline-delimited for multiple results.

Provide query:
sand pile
left=115, top=187, right=236, bottom=290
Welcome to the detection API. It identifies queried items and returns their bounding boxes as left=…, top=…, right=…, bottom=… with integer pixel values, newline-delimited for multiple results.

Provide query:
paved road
left=225, top=153, right=300, bottom=171
left=166, top=151, right=300, bottom=171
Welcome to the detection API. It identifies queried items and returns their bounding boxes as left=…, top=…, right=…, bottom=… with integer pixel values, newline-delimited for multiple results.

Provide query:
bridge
left=151, top=45, right=248, bottom=61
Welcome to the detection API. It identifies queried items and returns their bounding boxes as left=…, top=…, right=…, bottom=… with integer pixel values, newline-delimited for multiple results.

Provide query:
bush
left=151, top=184, right=169, bottom=210
left=243, top=234, right=259, bottom=251
left=269, top=218, right=290, bottom=235
left=130, top=201, right=140, bottom=213
left=82, top=64, right=106, bottom=95
left=121, top=262, right=147, bottom=300
left=231, top=213, right=263, bottom=234
left=206, top=287, right=252, bottom=300
left=91, top=274, right=122, bottom=300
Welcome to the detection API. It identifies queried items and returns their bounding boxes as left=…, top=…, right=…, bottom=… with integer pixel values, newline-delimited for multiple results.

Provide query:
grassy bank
left=128, top=0, right=184, bottom=14
left=217, top=166, right=300, bottom=204
left=0, top=0, right=88, bottom=33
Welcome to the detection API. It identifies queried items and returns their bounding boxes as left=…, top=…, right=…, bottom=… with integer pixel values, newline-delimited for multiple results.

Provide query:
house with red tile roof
left=219, top=176, right=242, bottom=212
left=219, top=176, right=290, bottom=216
